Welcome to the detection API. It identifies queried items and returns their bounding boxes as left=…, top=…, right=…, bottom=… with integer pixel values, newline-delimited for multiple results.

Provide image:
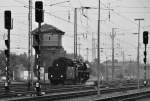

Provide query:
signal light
left=143, top=58, right=146, bottom=64
left=4, top=11, right=11, bottom=29
left=5, top=40, right=9, bottom=48
left=143, top=31, right=148, bottom=44
left=35, top=1, right=44, bottom=23
left=5, top=50, right=9, bottom=57
left=144, top=51, right=147, bottom=56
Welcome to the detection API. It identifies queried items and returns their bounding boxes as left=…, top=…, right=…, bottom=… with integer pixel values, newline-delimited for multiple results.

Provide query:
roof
left=32, top=24, right=65, bottom=35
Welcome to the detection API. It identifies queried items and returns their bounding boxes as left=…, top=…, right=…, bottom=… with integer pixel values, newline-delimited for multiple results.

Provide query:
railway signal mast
left=35, top=1, right=44, bottom=96
left=4, top=10, right=12, bottom=92
left=143, top=31, right=148, bottom=86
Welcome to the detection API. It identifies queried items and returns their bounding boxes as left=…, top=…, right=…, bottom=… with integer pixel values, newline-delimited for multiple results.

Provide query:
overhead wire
left=100, top=1, right=137, bottom=25
left=10, top=0, right=109, bottom=34
left=9, top=0, right=150, bottom=31
left=22, top=4, right=90, bottom=31
left=137, top=0, right=150, bottom=13
left=99, top=1, right=150, bottom=35
left=9, top=0, right=150, bottom=54
left=13, top=0, right=28, bottom=6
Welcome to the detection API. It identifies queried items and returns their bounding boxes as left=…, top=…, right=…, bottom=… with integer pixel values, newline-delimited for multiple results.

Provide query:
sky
left=0, top=0, right=150, bottom=62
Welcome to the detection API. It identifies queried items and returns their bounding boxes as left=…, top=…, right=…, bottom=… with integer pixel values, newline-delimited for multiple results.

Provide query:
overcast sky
left=0, top=0, right=150, bottom=62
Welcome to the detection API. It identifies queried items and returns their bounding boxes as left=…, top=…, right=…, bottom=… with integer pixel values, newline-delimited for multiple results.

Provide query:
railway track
left=0, top=80, right=148, bottom=100
left=0, top=83, right=147, bottom=101
left=8, top=85, right=150, bottom=101
left=0, top=84, right=95, bottom=99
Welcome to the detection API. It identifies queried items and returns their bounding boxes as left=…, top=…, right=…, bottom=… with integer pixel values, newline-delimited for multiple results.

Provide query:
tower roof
left=32, top=24, right=65, bottom=35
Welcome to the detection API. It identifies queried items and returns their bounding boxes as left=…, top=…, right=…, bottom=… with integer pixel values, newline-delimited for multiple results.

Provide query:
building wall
left=33, top=33, right=62, bottom=47
left=42, top=33, right=62, bottom=47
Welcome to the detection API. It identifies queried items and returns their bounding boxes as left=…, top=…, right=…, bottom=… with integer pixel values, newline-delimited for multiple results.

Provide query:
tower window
left=49, top=36, right=51, bottom=40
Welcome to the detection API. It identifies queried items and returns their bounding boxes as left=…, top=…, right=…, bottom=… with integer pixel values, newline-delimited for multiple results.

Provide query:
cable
left=22, top=4, right=89, bottom=30
left=10, top=0, right=108, bottom=34
left=118, top=40, right=137, bottom=49
left=49, top=0, right=70, bottom=6
left=99, top=1, right=150, bottom=34
left=13, top=0, right=27, bottom=6
left=100, top=1, right=137, bottom=25
left=112, top=5, right=150, bottom=8
left=0, top=5, right=25, bottom=7
left=113, top=11, right=137, bottom=25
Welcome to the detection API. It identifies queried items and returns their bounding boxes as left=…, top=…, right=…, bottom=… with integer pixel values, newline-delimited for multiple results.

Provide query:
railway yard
left=0, top=0, right=150, bottom=100
left=0, top=80, right=150, bottom=101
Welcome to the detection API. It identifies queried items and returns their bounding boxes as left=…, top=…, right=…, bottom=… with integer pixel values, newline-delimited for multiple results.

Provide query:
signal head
left=4, top=11, right=11, bottom=29
left=143, top=31, right=148, bottom=44
left=35, top=1, right=44, bottom=23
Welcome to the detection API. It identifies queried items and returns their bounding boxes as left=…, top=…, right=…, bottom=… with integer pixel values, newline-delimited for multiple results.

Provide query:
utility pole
left=92, top=33, right=94, bottom=60
left=86, top=48, right=89, bottom=61
left=77, top=37, right=81, bottom=58
left=28, top=0, right=32, bottom=91
left=97, top=0, right=101, bottom=96
left=105, top=56, right=108, bottom=81
left=78, top=43, right=81, bottom=57
left=92, top=33, right=96, bottom=61
left=134, top=18, right=144, bottom=90
left=74, top=8, right=77, bottom=59
left=108, top=3, right=111, bottom=22
left=110, top=28, right=116, bottom=80
left=122, top=51, right=125, bottom=76
left=128, top=54, right=132, bottom=76
left=122, top=51, right=125, bottom=64
left=74, top=7, right=96, bottom=60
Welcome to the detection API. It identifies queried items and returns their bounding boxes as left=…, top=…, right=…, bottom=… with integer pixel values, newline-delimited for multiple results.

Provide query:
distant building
left=32, top=24, right=66, bottom=72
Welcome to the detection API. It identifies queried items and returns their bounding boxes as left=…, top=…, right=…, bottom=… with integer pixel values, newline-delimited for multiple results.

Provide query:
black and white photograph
left=0, top=0, right=150, bottom=101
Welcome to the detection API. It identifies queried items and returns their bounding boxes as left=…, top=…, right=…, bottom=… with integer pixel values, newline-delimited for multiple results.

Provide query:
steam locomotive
left=48, top=57, right=90, bottom=85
